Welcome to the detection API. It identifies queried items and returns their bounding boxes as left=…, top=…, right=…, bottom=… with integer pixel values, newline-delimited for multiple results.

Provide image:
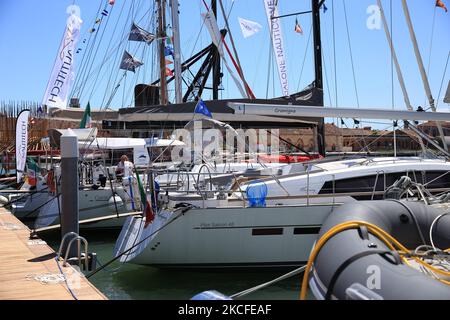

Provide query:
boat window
left=252, top=228, right=283, bottom=236
left=293, top=227, right=321, bottom=235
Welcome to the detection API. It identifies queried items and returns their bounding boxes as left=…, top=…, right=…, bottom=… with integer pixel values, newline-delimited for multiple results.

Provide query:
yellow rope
left=299, top=220, right=450, bottom=300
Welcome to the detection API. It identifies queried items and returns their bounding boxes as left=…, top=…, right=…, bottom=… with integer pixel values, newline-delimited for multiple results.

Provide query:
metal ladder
left=57, top=232, right=96, bottom=272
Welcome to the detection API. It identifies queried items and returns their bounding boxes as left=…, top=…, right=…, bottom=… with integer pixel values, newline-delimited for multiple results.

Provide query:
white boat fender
left=108, top=195, right=124, bottom=210
left=0, top=195, right=9, bottom=206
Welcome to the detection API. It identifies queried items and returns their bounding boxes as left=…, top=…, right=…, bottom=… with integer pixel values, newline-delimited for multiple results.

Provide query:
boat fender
left=0, top=195, right=8, bottom=206
left=108, top=195, right=124, bottom=210
left=191, top=291, right=232, bottom=300
left=345, top=283, right=383, bottom=300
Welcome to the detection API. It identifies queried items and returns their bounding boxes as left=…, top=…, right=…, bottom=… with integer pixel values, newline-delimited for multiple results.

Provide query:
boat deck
left=0, top=207, right=107, bottom=300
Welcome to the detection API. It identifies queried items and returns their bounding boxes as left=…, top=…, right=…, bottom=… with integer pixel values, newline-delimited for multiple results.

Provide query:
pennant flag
left=436, top=0, right=448, bottom=12
left=323, top=3, right=328, bottom=13
left=109, top=0, right=116, bottom=5
left=37, top=104, right=44, bottom=115
left=238, top=17, right=263, bottom=38
left=295, top=18, right=303, bottom=34
left=129, top=22, right=155, bottom=44
left=80, top=102, right=92, bottom=129
left=194, top=99, right=212, bottom=118
left=95, top=18, right=101, bottom=24
left=120, top=51, right=144, bottom=72
left=26, top=157, right=39, bottom=187
left=166, top=36, right=174, bottom=46
left=164, top=46, right=174, bottom=57
left=135, top=170, right=154, bottom=228
left=89, top=28, right=96, bottom=33
left=165, top=58, right=173, bottom=65
left=165, top=68, right=174, bottom=77
left=101, top=9, right=109, bottom=17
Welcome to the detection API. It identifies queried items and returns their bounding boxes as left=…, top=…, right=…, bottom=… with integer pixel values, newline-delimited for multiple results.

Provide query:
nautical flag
left=436, top=0, right=448, bottom=12
left=89, top=28, right=96, bottom=33
left=80, top=102, right=92, bottom=129
left=135, top=170, right=154, bottom=228
left=129, top=22, right=155, bottom=44
left=26, top=157, right=39, bottom=187
left=165, top=68, right=174, bottom=77
left=323, top=3, right=328, bottom=13
left=165, top=58, right=173, bottom=65
left=238, top=17, right=263, bottom=38
left=108, top=0, right=116, bottom=5
left=295, top=18, right=303, bottom=34
left=120, top=51, right=144, bottom=72
left=95, top=19, right=101, bottom=24
left=164, top=46, right=174, bottom=57
left=194, top=99, right=212, bottom=118
left=101, top=9, right=109, bottom=17
left=166, top=36, right=174, bottom=46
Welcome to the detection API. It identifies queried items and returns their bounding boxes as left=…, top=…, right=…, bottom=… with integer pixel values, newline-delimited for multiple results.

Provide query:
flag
left=165, top=58, right=173, bottom=65
left=108, top=0, right=116, bottom=5
left=436, top=0, right=448, bottom=12
left=295, top=18, right=303, bottom=34
left=166, top=36, right=174, bottom=46
left=323, top=3, right=328, bottom=13
left=80, top=102, right=92, bottom=129
left=129, top=22, right=155, bottom=44
left=164, top=46, right=174, bottom=57
left=26, top=157, right=39, bottom=187
left=165, top=68, right=174, bottom=77
left=101, top=9, right=109, bottom=16
left=120, top=51, right=144, bottom=72
left=16, top=109, right=30, bottom=183
left=135, top=169, right=154, bottom=228
left=194, top=99, right=212, bottom=118
left=238, top=17, right=263, bottom=38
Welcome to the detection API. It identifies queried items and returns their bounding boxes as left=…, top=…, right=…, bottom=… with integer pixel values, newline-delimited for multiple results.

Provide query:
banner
left=16, top=109, right=30, bottom=183
left=42, top=11, right=82, bottom=109
left=263, top=0, right=289, bottom=96
left=202, top=10, right=249, bottom=98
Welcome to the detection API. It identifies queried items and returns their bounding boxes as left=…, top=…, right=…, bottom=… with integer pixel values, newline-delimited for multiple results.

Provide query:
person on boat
left=115, top=155, right=134, bottom=179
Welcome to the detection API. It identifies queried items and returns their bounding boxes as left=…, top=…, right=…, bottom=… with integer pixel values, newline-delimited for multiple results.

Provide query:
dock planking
left=0, top=207, right=107, bottom=300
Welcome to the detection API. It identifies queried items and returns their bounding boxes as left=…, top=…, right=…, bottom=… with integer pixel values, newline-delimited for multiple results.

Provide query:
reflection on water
left=43, top=229, right=305, bottom=300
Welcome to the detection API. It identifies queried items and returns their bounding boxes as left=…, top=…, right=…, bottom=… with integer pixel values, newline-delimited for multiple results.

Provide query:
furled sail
left=263, top=0, right=289, bottom=97
left=15, top=109, right=30, bottom=183
left=42, top=11, right=83, bottom=109
left=202, top=10, right=249, bottom=98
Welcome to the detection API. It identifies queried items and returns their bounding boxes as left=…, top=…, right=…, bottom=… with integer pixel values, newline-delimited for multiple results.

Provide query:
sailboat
left=111, top=0, right=450, bottom=268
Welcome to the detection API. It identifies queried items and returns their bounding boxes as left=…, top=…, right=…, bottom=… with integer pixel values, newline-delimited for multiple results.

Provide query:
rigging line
left=342, top=0, right=359, bottom=108
left=70, top=0, right=105, bottom=98
left=99, top=7, right=153, bottom=109
left=426, top=7, right=437, bottom=107
left=296, top=23, right=313, bottom=92
left=390, top=0, right=394, bottom=110
left=432, top=51, right=450, bottom=111
left=332, top=0, right=338, bottom=107
left=78, top=4, right=117, bottom=101
left=72, top=2, right=109, bottom=99
left=88, top=0, right=128, bottom=102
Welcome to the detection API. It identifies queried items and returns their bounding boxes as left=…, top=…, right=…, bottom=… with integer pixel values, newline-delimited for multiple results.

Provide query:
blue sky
left=0, top=0, right=449, bottom=117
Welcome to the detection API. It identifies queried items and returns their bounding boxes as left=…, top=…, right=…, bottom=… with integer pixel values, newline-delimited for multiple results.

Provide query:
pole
left=170, top=0, right=183, bottom=104
left=157, top=0, right=168, bottom=105
left=401, top=0, right=448, bottom=151
left=312, top=0, right=326, bottom=157
left=211, top=0, right=221, bottom=100
left=60, top=129, right=79, bottom=258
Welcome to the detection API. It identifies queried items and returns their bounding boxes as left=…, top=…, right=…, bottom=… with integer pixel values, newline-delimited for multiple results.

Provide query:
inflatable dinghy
left=302, top=200, right=450, bottom=300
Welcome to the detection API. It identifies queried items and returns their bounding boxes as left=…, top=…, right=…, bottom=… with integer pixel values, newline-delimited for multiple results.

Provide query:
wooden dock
left=0, top=207, right=107, bottom=300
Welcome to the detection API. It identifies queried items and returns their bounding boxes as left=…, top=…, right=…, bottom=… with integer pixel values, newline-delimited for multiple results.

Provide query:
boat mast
left=312, top=0, right=326, bottom=157
left=157, top=0, right=168, bottom=105
left=401, top=0, right=448, bottom=152
left=170, top=0, right=183, bottom=104
left=211, top=0, right=221, bottom=100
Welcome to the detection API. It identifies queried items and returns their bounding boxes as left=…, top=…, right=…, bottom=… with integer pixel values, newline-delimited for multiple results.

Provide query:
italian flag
left=26, top=157, right=39, bottom=187
left=135, top=169, right=155, bottom=228
left=80, top=102, right=92, bottom=129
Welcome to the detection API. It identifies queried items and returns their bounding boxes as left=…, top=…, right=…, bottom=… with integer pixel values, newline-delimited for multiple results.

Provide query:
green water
left=44, top=230, right=304, bottom=300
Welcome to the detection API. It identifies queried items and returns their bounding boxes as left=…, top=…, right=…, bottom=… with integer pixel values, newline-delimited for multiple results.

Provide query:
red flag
left=165, top=67, right=174, bottom=77
left=436, top=0, right=448, bottom=12
left=295, top=19, right=303, bottom=35
left=144, top=200, right=155, bottom=228
left=108, top=0, right=116, bottom=5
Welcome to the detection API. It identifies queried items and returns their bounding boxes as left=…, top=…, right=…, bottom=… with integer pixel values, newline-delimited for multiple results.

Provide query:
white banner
left=238, top=17, right=263, bottom=38
left=263, top=0, right=289, bottom=96
left=202, top=11, right=249, bottom=99
left=16, top=110, right=30, bottom=183
left=42, top=10, right=82, bottom=109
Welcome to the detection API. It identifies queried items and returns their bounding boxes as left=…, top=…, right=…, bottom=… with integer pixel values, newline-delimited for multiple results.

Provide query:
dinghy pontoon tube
left=304, top=200, right=450, bottom=300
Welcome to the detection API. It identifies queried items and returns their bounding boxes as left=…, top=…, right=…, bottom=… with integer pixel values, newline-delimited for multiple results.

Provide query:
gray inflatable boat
left=305, top=200, right=450, bottom=300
